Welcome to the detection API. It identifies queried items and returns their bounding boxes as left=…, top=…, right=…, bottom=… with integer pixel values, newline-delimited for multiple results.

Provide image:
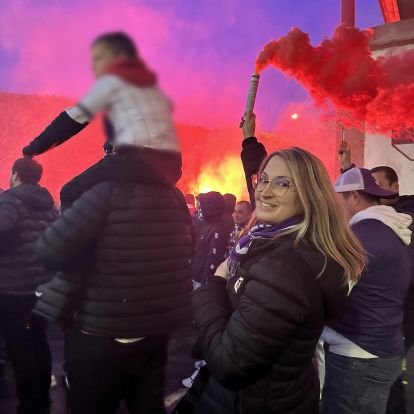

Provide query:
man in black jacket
left=191, top=192, right=229, bottom=289
left=0, top=158, right=57, bottom=414
left=33, top=165, right=193, bottom=413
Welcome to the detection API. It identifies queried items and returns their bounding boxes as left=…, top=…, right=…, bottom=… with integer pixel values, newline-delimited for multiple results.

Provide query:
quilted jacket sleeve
left=35, top=182, right=112, bottom=270
left=193, top=253, right=312, bottom=390
left=0, top=194, right=19, bottom=234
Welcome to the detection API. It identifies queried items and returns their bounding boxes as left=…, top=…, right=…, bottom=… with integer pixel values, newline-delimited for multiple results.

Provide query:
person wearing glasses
left=191, top=138, right=366, bottom=413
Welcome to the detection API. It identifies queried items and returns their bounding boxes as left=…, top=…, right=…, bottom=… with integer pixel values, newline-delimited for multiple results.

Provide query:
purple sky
left=0, top=0, right=384, bottom=129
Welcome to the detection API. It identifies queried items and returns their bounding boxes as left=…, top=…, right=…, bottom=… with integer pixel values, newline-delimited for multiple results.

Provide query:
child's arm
left=23, top=75, right=120, bottom=157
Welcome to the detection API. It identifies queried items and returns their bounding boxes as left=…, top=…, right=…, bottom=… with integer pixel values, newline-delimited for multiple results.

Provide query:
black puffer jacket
left=193, top=234, right=348, bottom=414
left=0, top=184, right=57, bottom=295
left=34, top=182, right=193, bottom=337
left=395, top=194, right=414, bottom=345
left=192, top=192, right=229, bottom=285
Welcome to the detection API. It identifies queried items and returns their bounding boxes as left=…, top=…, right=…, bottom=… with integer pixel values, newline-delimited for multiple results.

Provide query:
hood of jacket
left=4, top=184, right=55, bottom=211
left=395, top=195, right=414, bottom=217
left=104, top=57, right=157, bottom=87
left=350, top=205, right=413, bottom=245
left=198, top=192, right=225, bottom=221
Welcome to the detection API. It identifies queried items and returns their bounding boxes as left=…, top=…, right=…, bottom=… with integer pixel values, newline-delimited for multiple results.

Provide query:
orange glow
left=188, top=156, right=249, bottom=200
left=291, top=113, right=299, bottom=120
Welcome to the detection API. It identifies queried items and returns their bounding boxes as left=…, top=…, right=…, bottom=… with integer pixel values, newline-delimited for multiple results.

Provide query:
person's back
left=35, top=181, right=193, bottom=337
left=191, top=192, right=229, bottom=287
left=0, top=183, right=57, bottom=294
left=0, top=158, right=57, bottom=414
left=34, top=180, right=193, bottom=413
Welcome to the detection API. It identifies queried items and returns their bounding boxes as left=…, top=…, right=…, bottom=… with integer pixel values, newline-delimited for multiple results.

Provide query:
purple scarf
left=228, top=215, right=303, bottom=280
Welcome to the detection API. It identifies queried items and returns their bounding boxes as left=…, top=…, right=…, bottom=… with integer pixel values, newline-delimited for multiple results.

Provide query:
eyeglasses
left=252, top=174, right=294, bottom=197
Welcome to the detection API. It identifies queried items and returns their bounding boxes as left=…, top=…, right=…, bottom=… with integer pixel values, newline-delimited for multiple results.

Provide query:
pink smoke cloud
left=0, top=0, right=254, bottom=127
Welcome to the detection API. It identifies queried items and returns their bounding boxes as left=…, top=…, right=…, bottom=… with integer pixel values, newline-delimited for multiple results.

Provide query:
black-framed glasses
left=252, top=174, right=294, bottom=197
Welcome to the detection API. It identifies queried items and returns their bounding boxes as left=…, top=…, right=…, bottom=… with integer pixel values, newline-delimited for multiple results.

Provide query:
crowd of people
left=0, top=31, right=413, bottom=414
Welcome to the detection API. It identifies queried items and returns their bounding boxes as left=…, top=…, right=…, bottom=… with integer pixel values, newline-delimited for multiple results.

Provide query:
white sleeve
left=66, top=75, right=120, bottom=123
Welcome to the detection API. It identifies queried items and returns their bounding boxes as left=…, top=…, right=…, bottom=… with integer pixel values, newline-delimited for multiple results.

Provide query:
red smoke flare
left=0, top=93, right=337, bottom=202
left=256, top=25, right=414, bottom=136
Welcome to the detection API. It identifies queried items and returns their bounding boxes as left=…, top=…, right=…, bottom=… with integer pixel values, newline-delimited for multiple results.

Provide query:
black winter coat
left=192, top=192, right=230, bottom=285
left=0, top=184, right=57, bottom=295
left=34, top=182, right=193, bottom=338
left=193, top=234, right=348, bottom=414
left=395, top=194, right=414, bottom=345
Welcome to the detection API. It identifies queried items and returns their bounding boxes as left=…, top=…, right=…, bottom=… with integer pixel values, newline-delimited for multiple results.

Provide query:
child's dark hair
left=93, top=32, right=138, bottom=58
left=12, top=158, right=43, bottom=185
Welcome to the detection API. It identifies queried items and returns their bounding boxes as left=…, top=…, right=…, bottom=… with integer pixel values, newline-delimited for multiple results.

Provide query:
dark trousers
left=65, top=330, right=168, bottom=414
left=386, top=321, right=414, bottom=414
left=0, top=295, right=51, bottom=414
left=60, top=148, right=182, bottom=210
left=321, top=351, right=401, bottom=414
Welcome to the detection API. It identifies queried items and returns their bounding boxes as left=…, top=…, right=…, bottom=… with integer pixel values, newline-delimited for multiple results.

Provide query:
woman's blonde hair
left=258, top=147, right=365, bottom=284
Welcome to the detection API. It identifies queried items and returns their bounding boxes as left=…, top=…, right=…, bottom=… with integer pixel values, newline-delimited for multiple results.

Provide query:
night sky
left=0, top=0, right=384, bottom=129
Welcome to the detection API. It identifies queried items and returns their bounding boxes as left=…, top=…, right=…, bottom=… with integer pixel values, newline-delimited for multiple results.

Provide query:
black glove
left=23, top=111, right=88, bottom=157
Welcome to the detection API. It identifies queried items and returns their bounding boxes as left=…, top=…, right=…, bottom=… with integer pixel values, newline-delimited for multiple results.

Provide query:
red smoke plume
left=0, top=93, right=337, bottom=202
left=256, top=25, right=414, bottom=136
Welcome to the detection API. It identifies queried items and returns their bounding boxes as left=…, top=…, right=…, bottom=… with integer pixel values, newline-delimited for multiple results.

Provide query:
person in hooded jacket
left=338, top=142, right=414, bottom=414
left=32, top=174, right=193, bottom=414
left=222, top=194, right=237, bottom=236
left=0, top=158, right=57, bottom=414
left=191, top=192, right=230, bottom=289
left=192, top=148, right=366, bottom=414
left=321, top=167, right=412, bottom=414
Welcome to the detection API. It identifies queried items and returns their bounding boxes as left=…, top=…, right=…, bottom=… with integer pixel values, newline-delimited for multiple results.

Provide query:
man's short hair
left=93, top=32, right=138, bottom=58
left=12, top=158, right=43, bottom=185
left=223, top=193, right=237, bottom=213
left=237, top=200, right=253, bottom=213
left=371, top=166, right=399, bottom=186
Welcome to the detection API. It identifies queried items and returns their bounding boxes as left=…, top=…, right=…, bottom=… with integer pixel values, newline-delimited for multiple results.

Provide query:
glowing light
left=199, top=185, right=212, bottom=194
left=291, top=113, right=299, bottom=120
left=188, top=156, right=249, bottom=199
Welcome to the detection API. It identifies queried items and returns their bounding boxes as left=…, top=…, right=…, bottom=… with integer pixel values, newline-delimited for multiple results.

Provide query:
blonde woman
left=192, top=147, right=366, bottom=414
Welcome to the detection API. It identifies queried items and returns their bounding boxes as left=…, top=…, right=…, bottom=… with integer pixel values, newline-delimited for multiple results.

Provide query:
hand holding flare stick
left=338, top=126, right=346, bottom=155
left=239, top=73, right=260, bottom=128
